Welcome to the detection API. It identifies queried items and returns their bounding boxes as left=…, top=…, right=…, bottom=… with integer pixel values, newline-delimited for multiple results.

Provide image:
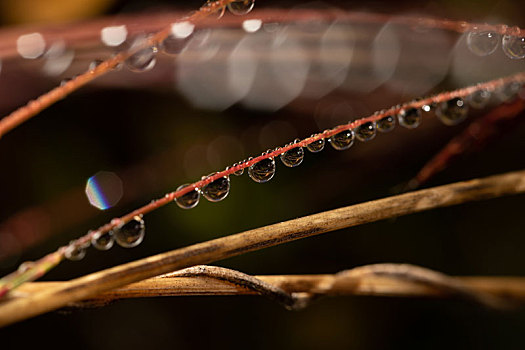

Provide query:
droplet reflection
left=248, top=158, right=276, bottom=183
left=228, top=0, right=255, bottom=15
left=202, top=173, right=230, bottom=202
left=466, top=31, right=499, bottom=56
left=113, top=216, right=145, bottom=248
left=502, top=35, right=525, bottom=59
left=280, top=147, right=304, bottom=167
left=175, top=184, right=200, bottom=209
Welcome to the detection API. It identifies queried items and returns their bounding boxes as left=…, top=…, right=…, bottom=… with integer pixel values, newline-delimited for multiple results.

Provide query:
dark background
left=0, top=0, right=524, bottom=349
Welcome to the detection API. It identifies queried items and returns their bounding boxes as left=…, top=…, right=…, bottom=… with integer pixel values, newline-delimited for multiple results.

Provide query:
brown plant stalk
left=10, top=265, right=525, bottom=310
left=0, top=169, right=524, bottom=326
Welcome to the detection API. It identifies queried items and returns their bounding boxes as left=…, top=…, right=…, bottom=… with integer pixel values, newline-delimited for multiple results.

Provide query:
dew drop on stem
left=495, top=82, right=522, bottom=102
left=202, top=173, right=230, bottom=202
left=377, top=115, right=395, bottom=133
left=65, top=243, right=87, bottom=261
left=398, top=108, right=422, bottom=129
left=18, top=261, right=35, bottom=273
left=329, top=130, right=355, bottom=151
left=126, top=36, right=158, bottom=72
left=88, top=59, right=104, bottom=71
left=468, top=89, right=491, bottom=108
left=113, top=216, right=145, bottom=248
left=227, top=0, right=255, bottom=15
left=203, top=0, right=226, bottom=19
left=355, top=122, right=377, bottom=142
left=175, top=184, right=200, bottom=209
left=60, top=77, right=75, bottom=86
left=436, top=98, right=469, bottom=126
left=161, top=21, right=195, bottom=55
left=248, top=158, right=276, bottom=183
left=306, top=137, right=325, bottom=153
left=91, top=232, right=115, bottom=251
left=502, top=35, right=525, bottom=59
left=466, top=31, right=499, bottom=56
left=231, top=163, right=244, bottom=176
left=280, top=147, right=304, bottom=167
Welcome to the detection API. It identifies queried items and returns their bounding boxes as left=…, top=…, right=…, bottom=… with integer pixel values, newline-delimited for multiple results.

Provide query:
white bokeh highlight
left=101, top=25, right=128, bottom=47
left=17, top=33, right=46, bottom=59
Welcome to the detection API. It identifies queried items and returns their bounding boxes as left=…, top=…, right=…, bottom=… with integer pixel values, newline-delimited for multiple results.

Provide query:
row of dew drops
left=57, top=79, right=525, bottom=262
left=55, top=0, right=256, bottom=86
left=10, top=2, right=524, bottom=85
left=100, top=0, right=255, bottom=75
left=467, top=28, right=525, bottom=59
left=68, top=2, right=524, bottom=86
left=11, top=1, right=258, bottom=271
left=59, top=0, right=256, bottom=261
left=24, top=0, right=521, bottom=263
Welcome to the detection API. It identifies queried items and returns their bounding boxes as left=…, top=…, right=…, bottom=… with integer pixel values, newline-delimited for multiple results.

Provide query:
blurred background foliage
left=0, top=0, right=524, bottom=349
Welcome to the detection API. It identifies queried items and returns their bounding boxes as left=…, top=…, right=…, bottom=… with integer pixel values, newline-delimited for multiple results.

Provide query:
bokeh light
left=85, top=171, right=123, bottom=210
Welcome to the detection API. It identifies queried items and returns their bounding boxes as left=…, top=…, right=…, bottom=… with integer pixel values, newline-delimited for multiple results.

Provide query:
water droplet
left=161, top=22, right=195, bottom=55
left=355, top=122, right=377, bottom=142
left=202, top=173, right=230, bottom=202
left=329, top=130, right=355, bottom=150
left=436, top=98, right=469, bottom=126
left=161, top=35, right=189, bottom=55
left=377, top=115, right=395, bottom=133
left=467, top=31, right=500, bottom=56
left=248, top=158, right=276, bottom=183
left=204, top=0, right=226, bottom=19
left=64, top=243, right=86, bottom=261
left=232, top=163, right=244, bottom=176
left=306, top=137, right=325, bottom=153
left=502, top=35, right=525, bottom=59
left=126, top=36, right=158, bottom=72
left=495, top=82, right=522, bottom=101
left=60, top=78, right=72, bottom=86
left=468, top=89, right=491, bottom=108
left=398, top=108, right=422, bottom=129
left=18, top=261, right=35, bottom=273
left=175, top=184, right=200, bottom=209
left=227, top=0, right=255, bottom=15
left=280, top=146, right=304, bottom=167
left=91, top=232, right=114, bottom=251
left=89, top=59, right=104, bottom=71
left=113, top=216, right=145, bottom=248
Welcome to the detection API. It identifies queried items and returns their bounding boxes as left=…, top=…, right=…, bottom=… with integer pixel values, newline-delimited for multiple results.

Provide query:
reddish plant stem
left=0, top=0, right=235, bottom=139
left=412, top=97, right=525, bottom=188
left=0, top=10, right=523, bottom=60
left=80, top=72, right=525, bottom=245
left=0, top=9, right=524, bottom=137
left=1, top=72, right=524, bottom=297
